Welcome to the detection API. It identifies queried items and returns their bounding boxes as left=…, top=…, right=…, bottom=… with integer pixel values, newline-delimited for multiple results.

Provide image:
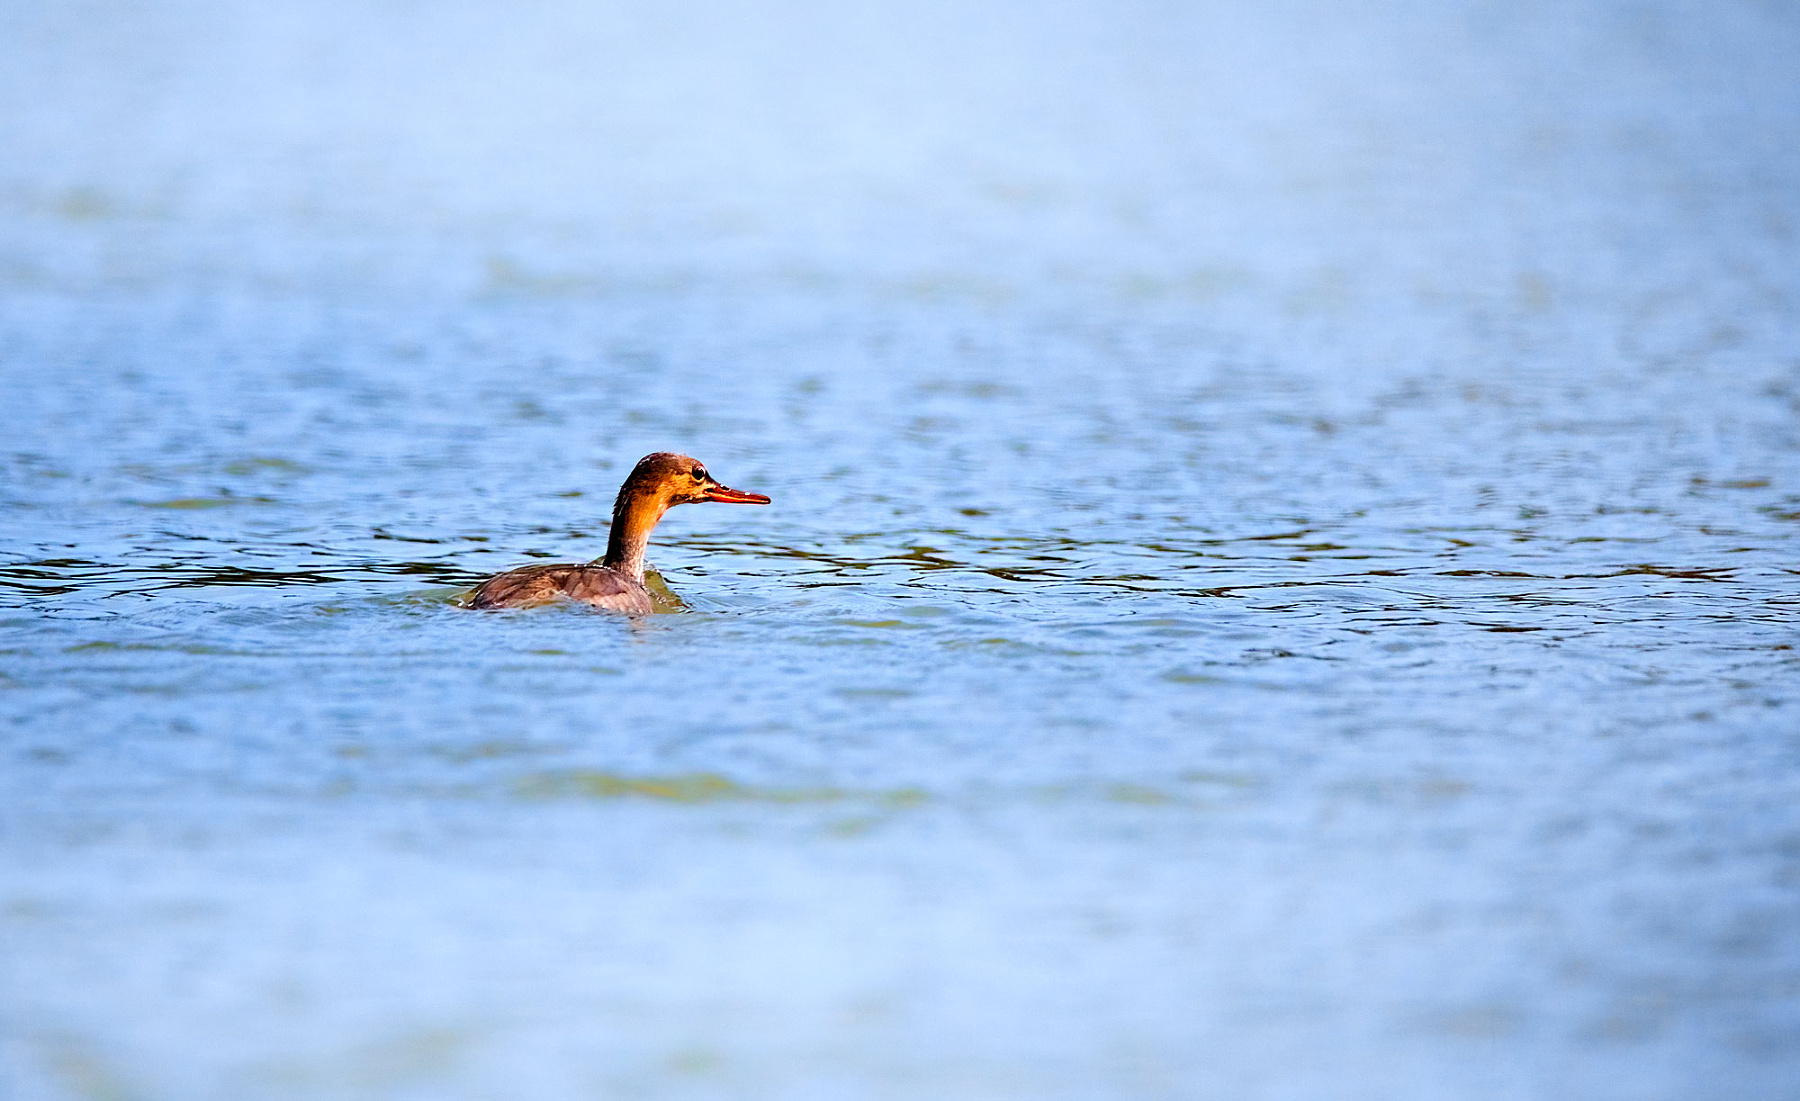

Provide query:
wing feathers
left=468, top=563, right=652, bottom=614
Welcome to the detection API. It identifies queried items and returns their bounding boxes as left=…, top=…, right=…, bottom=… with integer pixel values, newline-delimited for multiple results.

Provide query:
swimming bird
left=467, top=452, right=770, bottom=613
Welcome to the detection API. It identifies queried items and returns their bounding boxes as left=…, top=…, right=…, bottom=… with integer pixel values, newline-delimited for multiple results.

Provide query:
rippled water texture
left=3, top=1, right=1799, bottom=1098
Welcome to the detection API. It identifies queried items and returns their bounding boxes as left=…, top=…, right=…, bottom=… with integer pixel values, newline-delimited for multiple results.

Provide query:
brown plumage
left=466, top=452, right=770, bottom=613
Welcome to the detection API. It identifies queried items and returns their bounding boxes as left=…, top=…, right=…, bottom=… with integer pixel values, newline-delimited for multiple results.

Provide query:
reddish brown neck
left=601, top=481, right=671, bottom=580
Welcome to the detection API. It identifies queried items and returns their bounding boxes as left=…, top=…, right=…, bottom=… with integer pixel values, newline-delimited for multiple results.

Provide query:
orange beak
left=704, top=484, right=771, bottom=505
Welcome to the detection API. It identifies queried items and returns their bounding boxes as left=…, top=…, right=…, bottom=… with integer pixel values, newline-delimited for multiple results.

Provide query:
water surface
left=3, top=2, right=1799, bottom=1098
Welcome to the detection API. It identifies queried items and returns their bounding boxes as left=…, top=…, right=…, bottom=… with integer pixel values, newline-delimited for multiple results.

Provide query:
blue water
left=3, top=2, right=1799, bottom=1098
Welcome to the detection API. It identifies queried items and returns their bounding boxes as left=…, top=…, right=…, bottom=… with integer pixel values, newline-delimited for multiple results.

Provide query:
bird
left=466, top=452, right=770, bottom=613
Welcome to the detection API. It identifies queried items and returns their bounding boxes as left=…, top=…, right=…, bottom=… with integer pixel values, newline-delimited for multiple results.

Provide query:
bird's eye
left=692, top=467, right=708, bottom=481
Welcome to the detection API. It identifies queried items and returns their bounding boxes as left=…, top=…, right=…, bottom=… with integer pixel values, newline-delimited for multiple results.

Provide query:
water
left=3, top=1, right=1799, bottom=1097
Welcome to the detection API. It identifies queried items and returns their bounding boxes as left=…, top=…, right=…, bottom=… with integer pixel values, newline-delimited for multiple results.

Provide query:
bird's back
left=467, top=562, right=653, bottom=614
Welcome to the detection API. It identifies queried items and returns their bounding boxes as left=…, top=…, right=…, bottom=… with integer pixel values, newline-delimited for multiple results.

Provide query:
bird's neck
left=601, top=487, right=669, bottom=581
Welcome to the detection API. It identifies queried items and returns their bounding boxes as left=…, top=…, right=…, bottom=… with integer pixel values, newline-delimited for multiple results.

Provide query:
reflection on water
left=0, top=557, right=479, bottom=598
left=511, top=771, right=931, bottom=807
left=3, top=0, right=1800, bottom=1099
